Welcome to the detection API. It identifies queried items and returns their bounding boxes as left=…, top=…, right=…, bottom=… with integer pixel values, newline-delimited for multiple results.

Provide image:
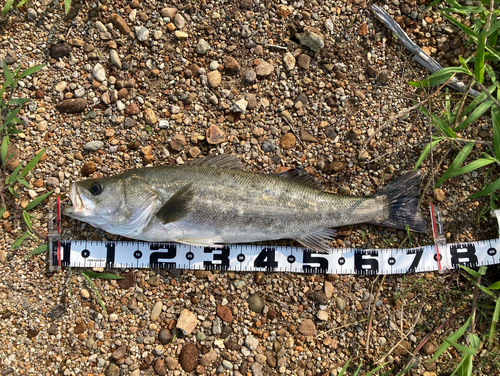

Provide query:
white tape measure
left=48, top=198, right=500, bottom=274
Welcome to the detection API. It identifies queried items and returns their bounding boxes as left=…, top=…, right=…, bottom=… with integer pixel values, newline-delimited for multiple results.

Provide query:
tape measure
left=48, top=198, right=500, bottom=274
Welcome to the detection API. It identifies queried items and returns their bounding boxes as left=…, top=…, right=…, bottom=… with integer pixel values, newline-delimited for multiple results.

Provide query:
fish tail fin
left=373, top=170, right=427, bottom=233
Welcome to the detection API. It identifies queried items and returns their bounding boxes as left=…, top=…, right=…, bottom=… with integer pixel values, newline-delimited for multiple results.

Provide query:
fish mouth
left=62, top=183, right=89, bottom=217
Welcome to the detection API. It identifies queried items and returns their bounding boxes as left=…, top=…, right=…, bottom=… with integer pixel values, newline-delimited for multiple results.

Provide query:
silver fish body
left=63, top=154, right=426, bottom=252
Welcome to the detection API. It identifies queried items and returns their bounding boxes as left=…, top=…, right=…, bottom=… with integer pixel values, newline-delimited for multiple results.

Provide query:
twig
left=477, top=82, right=500, bottom=111
left=264, top=43, right=287, bottom=51
left=316, top=319, right=367, bottom=338
left=365, top=275, right=386, bottom=354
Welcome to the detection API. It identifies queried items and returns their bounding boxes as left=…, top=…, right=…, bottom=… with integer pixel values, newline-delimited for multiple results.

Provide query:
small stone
left=206, top=70, right=222, bottom=87
left=112, top=13, right=131, bottom=34
left=358, top=150, right=369, bottom=160
left=84, top=141, right=104, bottom=152
left=255, top=61, right=274, bottom=76
left=298, top=319, right=317, bottom=336
left=216, top=304, right=233, bottom=322
left=423, top=341, right=438, bottom=355
left=176, top=309, right=198, bottom=335
left=5, top=144, right=19, bottom=172
left=244, top=70, right=257, bottom=83
left=105, top=364, right=120, bottom=376
left=109, top=49, right=122, bottom=69
left=144, top=108, right=157, bottom=124
left=366, top=66, right=378, bottom=78
left=174, top=31, right=189, bottom=39
left=335, top=70, right=347, bottom=80
left=200, top=349, right=217, bottom=366
left=81, top=161, right=96, bottom=177
left=336, top=297, right=346, bottom=311
left=280, top=133, right=296, bottom=149
left=196, top=39, right=210, bottom=54
left=26, top=8, right=37, bottom=21
left=174, top=13, right=185, bottom=29
left=300, top=128, right=317, bottom=143
left=246, top=94, right=257, bottom=110
left=56, top=98, right=87, bottom=113
left=161, top=7, right=177, bottom=18
left=206, top=124, right=225, bottom=144
left=112, top=344, right=126, bottom=360
left=276, top=4, right=293, bottom=17
left=93, top=63, right=106, bottom=82
left=109, top=313, right=118, bottom=322
left=179, top=343, right=199, bottom=372
left=50, top=43, right=72, bottom=59
left=151, top=301, right=163, bottom=321
left=188, top=147, right=201, bottom=158
left=135, top=26, right=149, bottom=41
left=126, top=103, right=140, bottom=115
left=170, top=134, right=186, bottom=151
left=154, top=359, right=167, bottom=376
left=231, top=98, right=248, bottom=113
left=297, top=54, right=311, bottom=70
left=74, top=322, right=87, bottom=334
left=378, top=70, right=393, bottom=84
left=324, top=281, right=334, bottom=299
left=164, top=356, right=178, bottom=371
left=317, top=311, right=329, bottom=321
left=158, top=328, right=172, bottom=345
left=283, top=52, right=296, bottom=70
left=247, top=293, right=264, bottom=313
left=55, top=81, right=67, bottom=92
left=394, top=340, right=411, bottom=356
left=280, top=110, right=293, bottom=124
left=80, top=289, right=90, bottom=299
left=245, top=335, right=259, bottom=350
left=224, top=56, right=241, bottom=73
left=309, top=291, right=327, bottom=304
left=434, top=189, right=445, bottom=202
left=296, top=26, right=324, bottom=52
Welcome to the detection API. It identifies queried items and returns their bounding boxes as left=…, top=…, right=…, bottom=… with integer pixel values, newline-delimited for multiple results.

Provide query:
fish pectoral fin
left=296, top=228, right=337, bottom=253
left=156, top=183, right=195, bottom=224
left=176, top=236, right=224, bottom=247
left=188, top=153, right=244, bottom=169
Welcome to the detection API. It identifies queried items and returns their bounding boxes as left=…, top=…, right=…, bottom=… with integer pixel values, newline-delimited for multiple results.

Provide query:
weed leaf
left=1, top=136, right=9, bottom=165
left=24, top=191, right=53, bottom=212
left=18, top=64, right=45, bottom=79
left=80, top=270, right=125, bottom=279
left=22, top=244, right=48, bottom=260
left=12, top=231, right=28, bottom=249
left=468, top=176, right=500, bottom=199
left=20, top=148, right=46, bottom=178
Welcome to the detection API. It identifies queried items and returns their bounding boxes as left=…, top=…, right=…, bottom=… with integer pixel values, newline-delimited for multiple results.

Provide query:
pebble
left=111, top=344, right=126, bottom=360
left=255, top=61, right=274, bottom=76
left=434, top=189, right=445, bottom=202
left=92, top=63, right=106, bottom=82
left=324, top=281, right=334, bottom=299
left=179, top=343, right=199, bottom=372
left=283, top=52, right=296, bottom=70
left=144, top=108, right=157, bottom=124
left=111, top=13, right=131, bottom=34
left=26, top=8, right=37, bottom=21
left=50, top=42, right=72, bottom=59
left=317, top=311, right=329, bottom=321
left=245, top=334, right=259, bottom=350
left=200, top=349, right=217, bottom=366
left=297, top=26, right=325, bottom=51
left=297, top=54, right=311, bottom=70
left=298, top=319, right=317, bottom=336
left=206, top=70, right=221, bottom=87
left=174, top=13, right=185, bottom=29
left=109, top=49, right=122, bottom=69
left=216, top=304, right=233, bottom=322
left=206, top=124, right=225, bottom=144
left=280, top=133, right=296, bottom=149
left=231, top=98, right=248, bottom=113
left=176, top=309, right=198, bottom=335
left=247, top=293, right=264, bottom=313
left=154, top=358, right=167, bottom=376
left=80, top=289, right=90, bottom=299
left=196, top=39, right=210, bottom=54
left=224, top=56, right=241, bottom=73
left=244, top=70, right=257, bottom=82
left=151, top=301, right=163, bottom=321
left=174, top=31, right=189, bottom=39
left=135, top=26, right=149, bottom=41
left=84, top=141, right=104, bottom=151
left=55, top=98, right=87, bottom=113
left=336, top=297, right=346, bottom=311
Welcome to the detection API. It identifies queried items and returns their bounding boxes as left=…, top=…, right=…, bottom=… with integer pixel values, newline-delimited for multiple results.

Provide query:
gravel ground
left=1, top=0, right=499, bottom=374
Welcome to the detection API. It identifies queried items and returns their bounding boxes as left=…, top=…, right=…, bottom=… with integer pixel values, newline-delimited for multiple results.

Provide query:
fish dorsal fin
left=156, top=183, right=195, bottom=224
left=189, top=153, right=244, bottom=169
left=278, top=168, right=325, bottom=191
left=296, top=228, right=336, bottom=253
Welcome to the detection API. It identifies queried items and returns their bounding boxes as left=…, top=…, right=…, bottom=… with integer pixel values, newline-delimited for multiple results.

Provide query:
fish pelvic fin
left=296, top=228, right=337, bottom=253
left=156, top=183, right=195, bottom=224
left=373, top=170, right=427, bottom=233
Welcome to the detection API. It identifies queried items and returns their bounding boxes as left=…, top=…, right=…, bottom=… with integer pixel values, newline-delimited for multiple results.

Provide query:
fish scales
left=63, top=154, right=426, bottom=253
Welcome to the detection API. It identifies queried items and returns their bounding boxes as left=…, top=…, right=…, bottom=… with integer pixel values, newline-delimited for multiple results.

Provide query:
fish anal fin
left=156, top=183, right=195, bottom=224
left=176, top=236, right=224, bottom=247
left=189, top=153, right=244, bottom=169
left=296, top=228, right=336, bottom=253
left=278, top=168, right=324, bottom=191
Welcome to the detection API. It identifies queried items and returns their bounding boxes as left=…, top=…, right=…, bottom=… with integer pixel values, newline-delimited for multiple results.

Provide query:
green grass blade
left=80, top=270, right=125, bottom=279
left=17, top=178, right=30, bottom=188
left=486, top=281, right=500, bottom=290
left=0, top=0, right=13, bottom=14
left=18, top=64, right=45, bottom=80
left=409, top=67, right=470, bottom=88
left=22, top=211, right=33, bottom=231
left=2, top=59, right=12, bottom=82
left=444, top=338, right=479, bottom=355
left=459, top=264, right=483, bottom=278
left=415, top=137, right=445, bottom=169
left=430, top=111, right=457, bottom=138
left=22, top=243, right=48, bottom=260
left=455, top=100, right=493, bottom=131
left=81, top=271, right=107, bottom=315
left=462, top=85, right=495, bottom=117
left=338, top=358, right=352, bottom=376
left=468, top=176, right=500, bottom=198
left=20, top=148, right=46, bottom=178
left=475, top=28, right=486, bottom=84
left=0, top=206, right=5, bottom=219
left=23, top=191, right=53, bottom=211
left=12, top=231, right=28, bottom=249
left=440, top=12, right=479, bottom=41
left=1, top=136, right=9, bottom=165
left=4, top=105, right=23, bottom=126
left=364, top=363, right=389, bottom=376
left=6, top=162, right=22, bottom=185
left=493, top=106, right=500, bottom=160
left=8, top=98, right=30, bottom=105
left=436, top=142, right=475, bottom=187
left=488, top=298, right=499, bottom=350
left=484, top=44, right=500, bottom=61
left=64, top=0, right=71, bottom=14
left=430, top=316, right=472, bottom=361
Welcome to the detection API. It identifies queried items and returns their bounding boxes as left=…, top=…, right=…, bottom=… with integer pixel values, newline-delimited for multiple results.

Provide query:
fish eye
left=90, top=182, right=103, bottom=195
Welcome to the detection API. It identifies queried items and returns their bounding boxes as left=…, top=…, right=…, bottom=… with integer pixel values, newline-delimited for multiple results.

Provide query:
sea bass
left=63, top=154, right=427, bottom=253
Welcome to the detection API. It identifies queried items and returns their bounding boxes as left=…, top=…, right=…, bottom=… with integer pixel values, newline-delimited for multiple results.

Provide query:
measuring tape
left=48, top=198, right=500, bottom=274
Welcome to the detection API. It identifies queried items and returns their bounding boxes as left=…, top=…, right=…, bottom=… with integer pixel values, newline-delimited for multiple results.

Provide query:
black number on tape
left=407, top=248, right=423, bottom=273
left=81, top=249, right=90, bottom=258
left=204, top=246, right=230, bottom=270
left=134, top=250, right=142, bottom=259
left=355, top=251, right=379, bottom=274
left=186, top=252, right=194, bottom=261
left=254, top=248, right=278, bottom=270
left=388, top=257, right=396, bottom=266
left=487, top=247, right=497, bottom=256
left=150, top=244, right=177, bottom=268
left=450, top=244, right=478, bottom=267
left=287, top=255, right=296, bottom=264
left=237, top=254, right=246, bottom=262
left=303, top=251, right=329, bottom=273
left=338, top=257, right=345, bottom=265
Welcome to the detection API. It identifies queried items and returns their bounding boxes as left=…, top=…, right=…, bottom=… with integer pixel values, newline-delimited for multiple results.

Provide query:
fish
left=62, top=153, right=427, bottom=253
